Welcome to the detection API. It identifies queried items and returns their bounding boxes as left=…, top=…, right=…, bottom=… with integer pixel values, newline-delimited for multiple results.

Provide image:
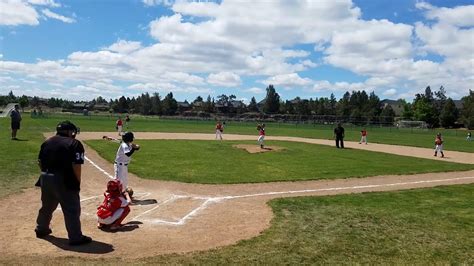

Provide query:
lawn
left=0, top=114, right=472, bottom=198
left=85, top=139, right=474, bottom=184
left=2, top=184, right=472, bottom=264
left=29, top=113, right=474, bottom=153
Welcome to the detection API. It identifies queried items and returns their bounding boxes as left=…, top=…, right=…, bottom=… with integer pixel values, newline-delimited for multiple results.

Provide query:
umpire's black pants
left=36, top=173, right=83, bottom=242
left=336, top=137, right=344, bottom=148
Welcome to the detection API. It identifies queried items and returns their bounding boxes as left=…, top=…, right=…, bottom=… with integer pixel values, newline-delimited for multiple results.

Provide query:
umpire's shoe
left=35, top=228, right=52, bottom=238
left=69, top=235, right=92, bottom=246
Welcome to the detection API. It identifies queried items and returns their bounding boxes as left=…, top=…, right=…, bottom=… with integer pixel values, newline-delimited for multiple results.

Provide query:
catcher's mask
left=107, top=180, right=123, bottom=197
left=122, top=132, right=134, bottom=143
left=56, top=120, right=79, bottom=138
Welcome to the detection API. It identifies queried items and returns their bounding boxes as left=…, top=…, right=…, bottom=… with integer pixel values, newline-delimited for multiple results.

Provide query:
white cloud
left=263, top=73, right=312, bottom=88
left=383, top=88, right=397, bottom=96
left=0, top=0, right=39, bottom=26
left=142, top=0, right=174, bottom=7
left=416, top=1, right=474, bottom=27
left=207, top=72, right=241, bottom=87
left=104, top=40, right=142, bottom=54
left=28, top=0, right=60, bottom=7
left=41, top=8, right=75, bottom=23
left=245, top=87, right=265, bottom=94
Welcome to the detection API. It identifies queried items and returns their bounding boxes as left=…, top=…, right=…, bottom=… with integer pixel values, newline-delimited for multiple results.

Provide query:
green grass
left=148, top=184, right=474, bottom=264
left=85, top=139, right=474, bottom=184
left=2, top=184, right=473, bottom=264
left=0, top=114, right=472, bottom=198
left=27, top=113, right=474, bottom=152
left=0, top=117, right=45, bottom=198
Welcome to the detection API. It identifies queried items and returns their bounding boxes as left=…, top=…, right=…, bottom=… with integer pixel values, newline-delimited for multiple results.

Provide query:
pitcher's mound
left=233, top=144, right=285, bottom=154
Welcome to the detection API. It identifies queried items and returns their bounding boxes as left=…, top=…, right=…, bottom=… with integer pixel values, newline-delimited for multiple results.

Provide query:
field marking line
left=85, top=156, right=114, bottom=179
left=85, top=154, right=474, bottom=226
left=213, top=176, right=474, bottom=200
left=131, top=195, right=179, bottom=220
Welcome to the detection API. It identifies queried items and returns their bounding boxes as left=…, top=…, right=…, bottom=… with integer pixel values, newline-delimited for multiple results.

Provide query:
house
left=380, top=99, right=404, bottom=116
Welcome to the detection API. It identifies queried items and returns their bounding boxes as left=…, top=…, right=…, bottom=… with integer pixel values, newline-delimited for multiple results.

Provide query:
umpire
left=35, top=121, right=92, bottom=245
left=334, top=123, right=345, bottom=149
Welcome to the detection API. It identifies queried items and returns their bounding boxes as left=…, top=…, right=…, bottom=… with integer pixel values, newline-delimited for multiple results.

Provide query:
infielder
left=359, top=128, right=368, bottom=144
left=114, top=132, right=140, bottom=202
left=257, top=123, right=266, bottom=149
left=116, top=117, right=123, bottom=136
left=434, top=133, right=444, bottom=158
left=215, top=121, right=223, bottom=140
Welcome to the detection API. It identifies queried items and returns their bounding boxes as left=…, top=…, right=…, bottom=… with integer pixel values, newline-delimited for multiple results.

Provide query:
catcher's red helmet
left=107, top=180, right=123, bottom=196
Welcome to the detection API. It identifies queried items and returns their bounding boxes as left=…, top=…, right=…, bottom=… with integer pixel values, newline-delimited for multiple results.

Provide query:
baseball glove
left=125, top=187, right=134, bottom=197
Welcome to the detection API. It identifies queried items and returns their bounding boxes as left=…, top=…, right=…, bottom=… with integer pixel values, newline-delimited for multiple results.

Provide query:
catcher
left=97, top=180, right=130, bottom=230
left=434, top=133, right=445, bottom=158
left=113, top=131, right=140, bottom=202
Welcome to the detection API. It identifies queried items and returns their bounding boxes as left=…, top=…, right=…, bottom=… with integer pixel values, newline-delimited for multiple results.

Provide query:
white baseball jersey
left=114, top=142, right=133, bottom=190
left=115, top=142, right=132, bottom=164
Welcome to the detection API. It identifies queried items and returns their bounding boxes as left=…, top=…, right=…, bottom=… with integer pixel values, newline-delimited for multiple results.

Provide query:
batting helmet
left=122, top=132, right=134, bottom=143
left=106, top=179, right=123, bottom=196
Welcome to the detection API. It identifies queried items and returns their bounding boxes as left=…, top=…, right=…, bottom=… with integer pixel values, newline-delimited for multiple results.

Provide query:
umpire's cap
left=122, top=131, right=134, bottom=143
left=56, top=120, right=79, bottom=137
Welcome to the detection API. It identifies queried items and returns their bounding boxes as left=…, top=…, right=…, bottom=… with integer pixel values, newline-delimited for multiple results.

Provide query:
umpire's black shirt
left=38, top=135, right=85, bottom=190
left=334, top=126, right=345, bottom=138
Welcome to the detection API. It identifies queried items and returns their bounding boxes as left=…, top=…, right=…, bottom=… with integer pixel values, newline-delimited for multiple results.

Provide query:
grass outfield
left=27, top=114, right=474, bottom=152
left=86, top=139, right=474, bottom=184
left=148, top=184, right=474, bottom=264
left=2, top=184, right=472, bottom=264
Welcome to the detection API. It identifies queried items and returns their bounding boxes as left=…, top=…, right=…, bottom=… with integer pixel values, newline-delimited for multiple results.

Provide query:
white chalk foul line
left=213, top=176, right=474, bottom=200
left=84, top=154, right=474, bottom=226
left=85, top=156, right=114, bottom=179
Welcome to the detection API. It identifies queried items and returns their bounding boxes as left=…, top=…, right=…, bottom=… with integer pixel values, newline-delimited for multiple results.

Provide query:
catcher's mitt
left=125, top=187, right=134, bottom=197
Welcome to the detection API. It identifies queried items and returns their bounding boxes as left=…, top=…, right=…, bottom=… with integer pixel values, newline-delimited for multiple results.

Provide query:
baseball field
left=0, top=114, right=473, bottom=264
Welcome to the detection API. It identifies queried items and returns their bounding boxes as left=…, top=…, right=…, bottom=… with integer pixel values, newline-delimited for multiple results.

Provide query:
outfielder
left=113, top=132, right=140, bottom=202
left=434, top=133, right=444, bottom=158
left=257, top=123, right=266, bottom=149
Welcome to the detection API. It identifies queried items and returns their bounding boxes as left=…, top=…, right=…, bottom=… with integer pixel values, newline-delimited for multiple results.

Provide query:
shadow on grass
left=40, top=235, right=114, bottom=254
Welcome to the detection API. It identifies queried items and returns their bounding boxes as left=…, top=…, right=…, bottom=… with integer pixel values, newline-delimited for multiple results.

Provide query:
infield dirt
left=0, top=132, right=472, bottom=259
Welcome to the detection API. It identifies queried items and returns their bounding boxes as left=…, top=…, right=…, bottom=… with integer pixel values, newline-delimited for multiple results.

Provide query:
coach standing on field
left=334, top=123, right=345, bottom=149
left=35, top=121, right=92, bottom=246
left=10, top=104, right=21, bottom=140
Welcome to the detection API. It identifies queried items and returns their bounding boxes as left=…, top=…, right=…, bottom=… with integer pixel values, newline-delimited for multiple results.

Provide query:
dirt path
left=0, top=132, right=472, bottom=259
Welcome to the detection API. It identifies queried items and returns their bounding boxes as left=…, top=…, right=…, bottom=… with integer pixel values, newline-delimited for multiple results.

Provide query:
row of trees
left=2, top=85, right=473, bottom=129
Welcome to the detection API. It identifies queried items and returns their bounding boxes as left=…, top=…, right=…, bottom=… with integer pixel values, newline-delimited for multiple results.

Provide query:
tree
left=461, top=90, right=474, bottom=129
left=247, top=97, right=259, bottom=112
left=18, top=95, right=29, bottom=110
left=439, top=98, right=458, bottom=128
left=329, top=93, right=337, bottom=115
left=30, top=96, right=40, bottom=108
left=337, top=91, right=351, bottom=118
left=263, top=85, right=280, bottom=113
left=151, top=92, right=162, bottom=115
left=380, top=105, right=396, bottom=124
left=117, top=96, right=129, bottom=113
left=161, top=92, right=178, bottom=115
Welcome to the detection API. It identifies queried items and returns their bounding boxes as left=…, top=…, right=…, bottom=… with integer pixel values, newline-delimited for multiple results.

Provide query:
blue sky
left=0, top=0, right=473, bottom=103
